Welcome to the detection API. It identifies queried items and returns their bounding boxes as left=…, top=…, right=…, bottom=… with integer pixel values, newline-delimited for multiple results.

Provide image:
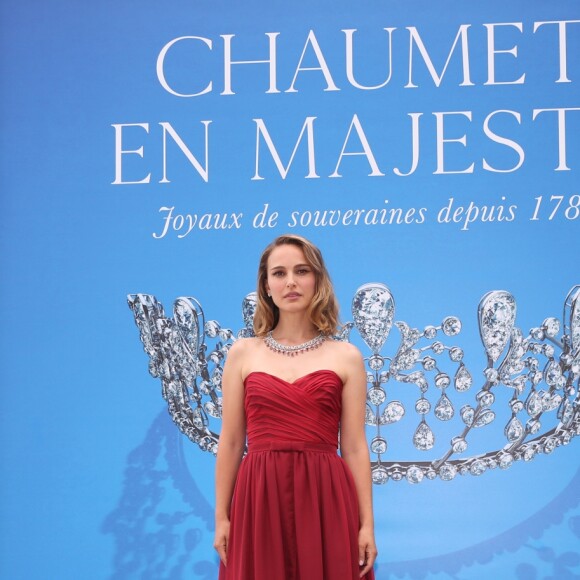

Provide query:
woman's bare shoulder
left=223, top=337, right=263, bottom=383
left=326, top=338, right=363, bottom=361
left=228, top=336, right=262, bottom=356
left=324, top=339, right=365, bottom=381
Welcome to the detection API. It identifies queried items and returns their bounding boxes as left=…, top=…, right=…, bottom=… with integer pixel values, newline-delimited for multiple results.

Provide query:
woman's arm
left=339, top=344, right=378, bottom=578
left=213, top=339, right=248, bottom=566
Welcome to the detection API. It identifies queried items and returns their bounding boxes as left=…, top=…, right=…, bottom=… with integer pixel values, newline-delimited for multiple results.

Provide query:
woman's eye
left=297, top=269, right=310, bottom=275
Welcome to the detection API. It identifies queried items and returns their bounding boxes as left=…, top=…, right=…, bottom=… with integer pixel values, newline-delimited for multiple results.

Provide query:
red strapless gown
left=219, top=369, right=375, bottom=580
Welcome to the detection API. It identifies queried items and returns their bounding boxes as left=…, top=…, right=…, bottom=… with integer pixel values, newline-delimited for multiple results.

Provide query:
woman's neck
left=272, top=313, right=318, bottom=344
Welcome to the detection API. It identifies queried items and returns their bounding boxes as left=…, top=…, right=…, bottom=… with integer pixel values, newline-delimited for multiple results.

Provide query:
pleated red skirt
left=218, top=370, right=375, bottom=580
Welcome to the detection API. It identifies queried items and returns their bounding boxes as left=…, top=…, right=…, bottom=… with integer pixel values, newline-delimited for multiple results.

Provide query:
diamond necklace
left=264, top=331, right=326, bottom=356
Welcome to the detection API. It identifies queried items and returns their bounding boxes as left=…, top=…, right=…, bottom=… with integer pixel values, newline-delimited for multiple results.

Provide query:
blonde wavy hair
left=253, top=234, right=340, bottom=337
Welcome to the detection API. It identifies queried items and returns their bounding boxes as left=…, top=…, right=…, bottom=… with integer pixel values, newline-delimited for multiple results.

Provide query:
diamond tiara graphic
left=128, top=284, right=580, bottom=485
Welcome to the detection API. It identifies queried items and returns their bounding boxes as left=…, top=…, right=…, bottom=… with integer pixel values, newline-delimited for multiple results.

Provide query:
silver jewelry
left=264, top=331, right=326, bottom=356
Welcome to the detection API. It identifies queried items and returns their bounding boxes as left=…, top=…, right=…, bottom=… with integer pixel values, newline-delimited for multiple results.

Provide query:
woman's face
left=265, top=244, right=317, bottom=313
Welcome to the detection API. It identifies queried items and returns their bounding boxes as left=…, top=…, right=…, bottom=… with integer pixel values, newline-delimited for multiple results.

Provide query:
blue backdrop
left=1, top=1, right=579, bottom=578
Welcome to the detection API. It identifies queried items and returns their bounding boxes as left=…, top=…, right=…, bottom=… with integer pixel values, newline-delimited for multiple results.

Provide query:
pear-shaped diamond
left=474, top=409, right=495, bottom=427
left=505, top=416, right=524, bottom=442
left=478, top=291, right=517, bottom=361
left=352, top=283, right=395, bottom=353
left=413, top=420, right=435, bottom=450
left=380, top=401, right=405, bottom=425
left=526, top=390, right=543, bottom=417
left=544, top=360, right=562, bottom=387
left=454, top=364, right=473, bottom=392
left=434, top=393, right=454, bottom=421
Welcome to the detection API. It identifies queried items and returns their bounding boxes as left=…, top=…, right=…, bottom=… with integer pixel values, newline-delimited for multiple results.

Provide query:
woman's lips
left=284, top=292, right=301, bottom=298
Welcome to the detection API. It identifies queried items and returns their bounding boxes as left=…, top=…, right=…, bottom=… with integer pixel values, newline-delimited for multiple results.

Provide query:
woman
left=214, top=234, right=377, bottom=579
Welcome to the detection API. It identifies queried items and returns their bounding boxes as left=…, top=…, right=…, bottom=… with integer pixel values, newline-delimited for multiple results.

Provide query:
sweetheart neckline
left=244, top=369, right=343, bottom=386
